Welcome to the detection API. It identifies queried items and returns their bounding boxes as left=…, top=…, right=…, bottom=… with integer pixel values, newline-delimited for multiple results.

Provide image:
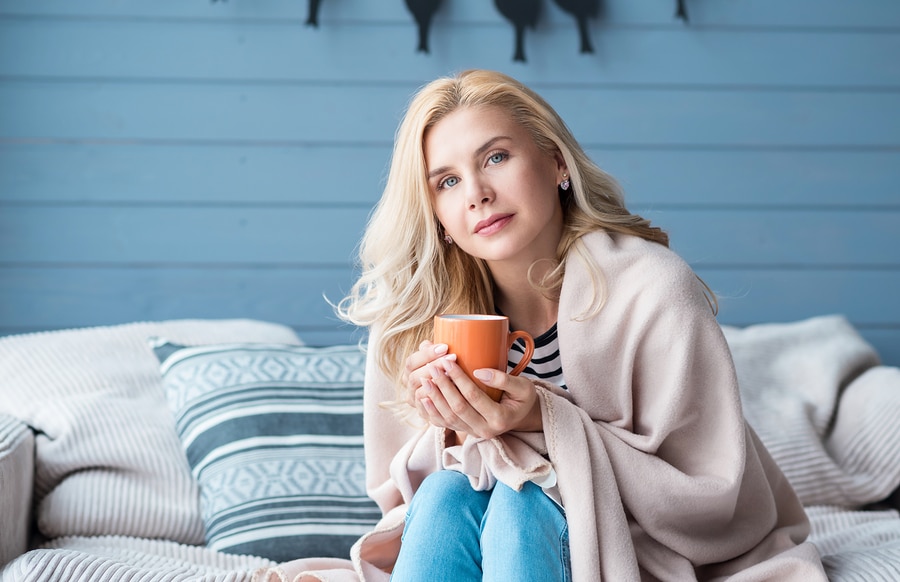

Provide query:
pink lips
left=474, top=214, right=513, bottom=236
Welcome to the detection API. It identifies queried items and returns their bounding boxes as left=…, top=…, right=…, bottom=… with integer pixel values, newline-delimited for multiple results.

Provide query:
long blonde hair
left=337, top=69, right=686, bottom=389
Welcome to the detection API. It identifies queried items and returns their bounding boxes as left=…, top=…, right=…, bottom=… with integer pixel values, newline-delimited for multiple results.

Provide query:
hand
left=414, top=356, right=543, bottom=440
left=401, top=341, right=455, bottom=408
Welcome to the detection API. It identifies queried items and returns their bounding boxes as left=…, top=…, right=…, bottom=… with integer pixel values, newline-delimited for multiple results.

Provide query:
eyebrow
left=427, top=135, right=512, bottom=180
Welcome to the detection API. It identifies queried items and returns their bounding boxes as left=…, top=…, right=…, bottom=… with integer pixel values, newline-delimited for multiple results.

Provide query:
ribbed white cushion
left=2, top=535, right=271, bottom=582
left=722, top=315, right=900, bottom=508
left=0, top=320, right=301, bottom=545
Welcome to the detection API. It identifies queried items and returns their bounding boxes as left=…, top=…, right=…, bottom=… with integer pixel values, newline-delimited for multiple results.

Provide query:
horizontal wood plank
left=0, top=207, right=369, bottom=265
left=1, top=0, right=898, bottom=28
left=698, top=269, right=900, bottom=325
left=2, top=19, right=897, bottom=88
left=1, top=265, right=897, bottom=362
left=0, top=265, right=351, bottom=327
left=597, top=148, right=900, bottom=208
left=654, top=209, right=900, bottom=267
left=702, top=269, right=900, bottom=366
left=4, top=143, right=897, bottom=208
left=0, top=143, right=391, bottom=205
left=2, top=82, right=899, bottom=147
left=3, top=207, right=896, bottom=267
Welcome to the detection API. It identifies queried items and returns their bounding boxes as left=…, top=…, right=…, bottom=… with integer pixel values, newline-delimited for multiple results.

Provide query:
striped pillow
left=153, top=341, right=381, bottom=562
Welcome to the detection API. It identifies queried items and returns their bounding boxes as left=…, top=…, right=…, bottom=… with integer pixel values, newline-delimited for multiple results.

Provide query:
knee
left=416, top=469, right=472, bottom=498
left=407, top=470, right=487, bottom=521
left=483, top=481, right=567, bottom=535
left=490, top=481, right=557, bottom=512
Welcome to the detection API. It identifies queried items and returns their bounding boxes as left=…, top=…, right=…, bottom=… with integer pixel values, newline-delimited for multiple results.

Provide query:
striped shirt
left=508, top=323, right=567, bottom=390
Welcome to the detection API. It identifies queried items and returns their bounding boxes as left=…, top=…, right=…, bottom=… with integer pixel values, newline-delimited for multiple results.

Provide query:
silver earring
left=560, top=174, right=570, bottom=191
left=443, top=234, right=454, bottom=245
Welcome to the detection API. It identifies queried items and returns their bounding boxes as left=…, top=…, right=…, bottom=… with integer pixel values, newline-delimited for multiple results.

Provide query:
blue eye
left=488, top=152, right=507, bottom=164
left=439, top=176, right=459, bottom=190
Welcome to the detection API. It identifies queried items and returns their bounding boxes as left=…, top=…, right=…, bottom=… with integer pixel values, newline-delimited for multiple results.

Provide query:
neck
left=490, top=261, right=560, bottom=337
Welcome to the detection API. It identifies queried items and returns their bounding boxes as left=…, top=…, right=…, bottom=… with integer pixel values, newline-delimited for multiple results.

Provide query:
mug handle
left=507, top=330, right=535, bottom=376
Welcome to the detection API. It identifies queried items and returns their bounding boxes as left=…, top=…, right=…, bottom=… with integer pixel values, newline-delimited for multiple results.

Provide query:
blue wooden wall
left=1, top=0, right=898, bottom=365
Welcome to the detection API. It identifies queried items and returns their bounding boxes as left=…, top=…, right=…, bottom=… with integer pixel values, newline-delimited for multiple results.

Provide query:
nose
left=464, top=176, right=493, bottom=210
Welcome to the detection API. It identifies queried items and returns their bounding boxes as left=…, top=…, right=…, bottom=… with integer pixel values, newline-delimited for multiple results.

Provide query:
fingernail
left=473, top=369, right=493, bottom=382
left=422, top=398, right=435, bottom=413
left=433, top=343, right=448, bottom=355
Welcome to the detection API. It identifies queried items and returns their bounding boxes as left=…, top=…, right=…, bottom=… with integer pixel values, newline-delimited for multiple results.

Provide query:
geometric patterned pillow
left=152, top=340, right=381, bottom=562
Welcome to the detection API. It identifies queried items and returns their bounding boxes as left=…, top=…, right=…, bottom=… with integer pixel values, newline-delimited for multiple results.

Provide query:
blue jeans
left=391, top=470, right=571, bottom=582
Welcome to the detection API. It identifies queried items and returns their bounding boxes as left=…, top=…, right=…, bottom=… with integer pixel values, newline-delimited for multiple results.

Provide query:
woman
left=336, top=69, right=826, bottom=581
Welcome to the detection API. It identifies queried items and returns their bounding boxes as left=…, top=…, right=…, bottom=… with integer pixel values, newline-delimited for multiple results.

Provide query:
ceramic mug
left=432, top=314, right=535, bottom=401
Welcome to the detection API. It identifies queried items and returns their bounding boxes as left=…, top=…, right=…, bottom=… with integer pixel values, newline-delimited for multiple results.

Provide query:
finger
left=440, top=358, right=493, bottom=410
left=472, top=368, right=516, bottom=397
left=403, top=343, right=451, bottom=404
left=403, top=342, right=449, bottom=385
left=473, top=369, right=537, bottom=408
left=404, top=342, right=448, bottom=374
left=414, top=380, right=438, bottom=421
left=472, top=370, right=542, bottom=433
left=416, top=379, right=460, bottom=432
left=422, top=364, right=478, bottom=434
left=431, top=359, right=495, bottom=431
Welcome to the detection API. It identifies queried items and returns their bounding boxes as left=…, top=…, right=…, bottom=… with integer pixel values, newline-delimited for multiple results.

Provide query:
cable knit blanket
left=3, top=315, right=900, bottom=581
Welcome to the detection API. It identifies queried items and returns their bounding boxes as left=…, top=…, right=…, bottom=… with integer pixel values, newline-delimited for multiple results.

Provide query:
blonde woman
left=337, top=70, right=826, bottom=581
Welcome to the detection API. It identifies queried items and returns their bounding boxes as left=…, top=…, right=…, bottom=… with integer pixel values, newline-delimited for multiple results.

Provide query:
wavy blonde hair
left=337, top=69, right=704, bottom=391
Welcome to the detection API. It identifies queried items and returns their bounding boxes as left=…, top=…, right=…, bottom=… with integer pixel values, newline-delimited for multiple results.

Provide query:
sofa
left=2, top=316, right=900, bottom=581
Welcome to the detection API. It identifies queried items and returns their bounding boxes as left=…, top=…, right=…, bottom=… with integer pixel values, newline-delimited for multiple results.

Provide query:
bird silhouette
left=405, top=0, right=443, bottom=53
left=675, top=0, right=689, bottom=22
left=306, top=0, right=322, bottom=27
left=494, top=0, right=541, bottom=62
left=552, top=0, right=600, bottom=54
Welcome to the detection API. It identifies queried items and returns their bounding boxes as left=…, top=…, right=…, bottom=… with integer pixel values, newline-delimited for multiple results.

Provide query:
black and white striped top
left=508, top=323, right=567, bottom=390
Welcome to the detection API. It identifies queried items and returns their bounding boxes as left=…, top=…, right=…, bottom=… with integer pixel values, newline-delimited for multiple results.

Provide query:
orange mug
left=432, top=314, right=535, bottom=401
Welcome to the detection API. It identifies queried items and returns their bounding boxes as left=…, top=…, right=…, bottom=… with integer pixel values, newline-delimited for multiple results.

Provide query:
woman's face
left=424, top=105, right=566, bottom=271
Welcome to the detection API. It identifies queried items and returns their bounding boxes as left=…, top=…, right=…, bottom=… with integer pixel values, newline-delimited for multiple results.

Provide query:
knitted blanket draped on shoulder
left=547, top=231, right=824, bottom=580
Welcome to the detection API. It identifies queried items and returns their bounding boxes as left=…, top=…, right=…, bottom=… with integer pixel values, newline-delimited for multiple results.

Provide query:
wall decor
left=405, top=0, right=444, bottom=53
left=494, top=0, right=542, bottom=62
left=306, top=0, right=323, bottom=26
left=551, top=0, right=601, bottom=54
left=676, top=0, right=689, bottom=22
left=211, top=0, right=689, bottom=62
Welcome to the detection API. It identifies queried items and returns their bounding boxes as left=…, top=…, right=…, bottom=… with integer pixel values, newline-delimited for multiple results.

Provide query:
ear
left=554, top=152, right=568, bottom=180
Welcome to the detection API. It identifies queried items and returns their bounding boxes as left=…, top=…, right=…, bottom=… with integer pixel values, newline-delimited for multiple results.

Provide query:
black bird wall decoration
left=405, top=0, right=443, bottom=53
left=675, top=0, right=689, bottom=22
left=494, top=0, right=542, bottom=62
left=306, top=0, right=323, bottom=27
left=552, top=0, right=600, bottom=54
